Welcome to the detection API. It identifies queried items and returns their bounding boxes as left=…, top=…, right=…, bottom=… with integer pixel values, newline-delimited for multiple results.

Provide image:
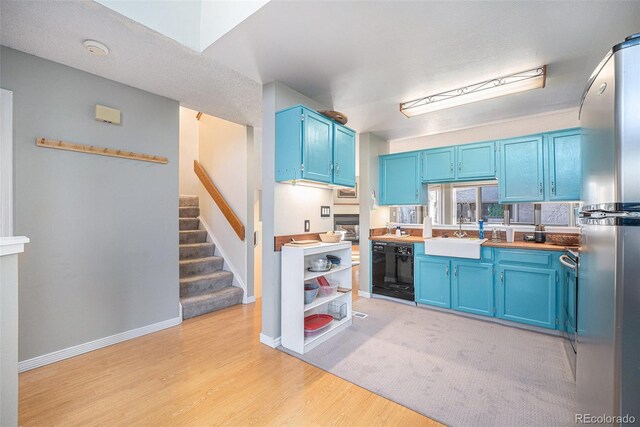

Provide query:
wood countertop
left=369, top=235, right=577, bottom=252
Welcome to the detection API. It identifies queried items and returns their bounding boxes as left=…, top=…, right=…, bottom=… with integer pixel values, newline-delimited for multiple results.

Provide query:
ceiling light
left=83, top=40, right=109, bottom=56
left=400, top=66, right=546, bottom=117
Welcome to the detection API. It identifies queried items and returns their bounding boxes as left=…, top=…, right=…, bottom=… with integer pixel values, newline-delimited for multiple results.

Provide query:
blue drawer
left=495, top=249, right=558, bottom=267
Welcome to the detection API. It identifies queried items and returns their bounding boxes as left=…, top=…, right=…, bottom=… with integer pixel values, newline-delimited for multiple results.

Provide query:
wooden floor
left=19, top=299, right=439, bottom=426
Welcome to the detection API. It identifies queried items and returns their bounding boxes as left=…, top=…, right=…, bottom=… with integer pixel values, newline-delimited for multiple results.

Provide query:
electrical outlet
left=304, top=220, right=310, bottom=232
left=320, top=206, right=330, bottom=217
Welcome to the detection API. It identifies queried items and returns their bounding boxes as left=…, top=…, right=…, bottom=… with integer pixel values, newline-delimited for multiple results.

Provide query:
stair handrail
left=193, top=160, right=245, bottom=241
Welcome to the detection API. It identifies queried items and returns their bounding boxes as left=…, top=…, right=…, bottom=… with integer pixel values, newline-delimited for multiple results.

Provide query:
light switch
left=95, top=104, right=121, bottom=125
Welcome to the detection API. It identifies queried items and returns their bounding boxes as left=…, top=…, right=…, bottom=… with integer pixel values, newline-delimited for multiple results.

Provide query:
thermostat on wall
left=95, top=104, right=121, bottom=125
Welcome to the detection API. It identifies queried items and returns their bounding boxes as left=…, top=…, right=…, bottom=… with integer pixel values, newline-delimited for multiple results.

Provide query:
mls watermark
left=576, top=414, right=636, bottom=424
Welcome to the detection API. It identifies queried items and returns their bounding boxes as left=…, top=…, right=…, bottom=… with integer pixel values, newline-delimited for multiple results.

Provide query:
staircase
left=179, top=196, right=243, bottom=319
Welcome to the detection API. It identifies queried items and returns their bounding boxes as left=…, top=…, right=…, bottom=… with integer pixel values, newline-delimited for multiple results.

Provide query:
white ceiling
left=0, top=0, right=263, bottom=127
left=2, top=1, right=640, bottom=141
left=205, top=0, right=640, bottom=140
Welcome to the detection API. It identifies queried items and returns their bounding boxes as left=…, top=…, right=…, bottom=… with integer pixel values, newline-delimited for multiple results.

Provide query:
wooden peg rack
left=36, top=138, right=168, bottom=164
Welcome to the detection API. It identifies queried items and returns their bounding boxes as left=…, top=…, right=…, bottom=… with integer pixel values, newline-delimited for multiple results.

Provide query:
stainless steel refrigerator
left=578, top=33, right=640, bottom=422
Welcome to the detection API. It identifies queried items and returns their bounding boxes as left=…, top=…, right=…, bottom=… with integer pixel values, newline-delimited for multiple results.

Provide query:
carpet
left=283, top=298, right=575, bottom=426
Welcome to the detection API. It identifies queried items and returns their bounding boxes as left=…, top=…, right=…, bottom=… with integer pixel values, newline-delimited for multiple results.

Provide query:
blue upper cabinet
left=498, top=135, right=544, bottom=203
left=333, top=125, right=356, bottom=187
left=275, top=105, right=356, bottom=187
left=456, top=142, right=496, bottom=180
left=546, top=129, right=581, bottom=201
left=379, top=152, right=425, bottom=205
left=421, top=147, right=455, bottom=182
left=302, top=109, right=333, bottom=183
left=421, top=142, right=496, bottom=183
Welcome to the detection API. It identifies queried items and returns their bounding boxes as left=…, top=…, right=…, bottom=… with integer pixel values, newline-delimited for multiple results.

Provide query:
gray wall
left=261, top=81, right=327, bottom=341
left=0, top=47, right=180, bottom=361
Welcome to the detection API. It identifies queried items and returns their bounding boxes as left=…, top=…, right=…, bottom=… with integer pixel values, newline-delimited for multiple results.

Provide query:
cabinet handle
left=539, top=182, right=543, bottom=196
left=336, top=164, right=340, bottom=175
left=329, top=161, right=333, bottom=173
left=445, top=266, right=449, bottom=276
left=415, top=189, right=418, bottom=198
left=450, top=163, right=454, bottom=172
left=458, top=162, right=462, bottom=172
left=454, top=266, right=457, bottom=277
left=500, top=272, right=504, bottom=283
left=551, top=180, right=555, bottom=195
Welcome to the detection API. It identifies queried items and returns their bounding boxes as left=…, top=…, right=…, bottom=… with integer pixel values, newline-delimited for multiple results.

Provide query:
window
left=510, top=203, right=575, bottom=226
left=428, top=185, right=442, bottom=225
left=454, top=186, right=477, bottom=223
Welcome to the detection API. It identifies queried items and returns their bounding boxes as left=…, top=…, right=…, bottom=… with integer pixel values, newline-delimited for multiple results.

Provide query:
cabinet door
left=379, top=153, right=420, bottom=205
left=333, top=125, right=356, bottom=187
left=275, top=107, right=303, bottom=182
left=452, top=261, right=494, bottom=317
left=421, top=148, right=456, bottom=182
left=498, top=136, right=544, bottom=202
left=546, top=130, right=581, bottom=201
left=415, top=257, right=451, bottom=308
left=496, top=265, right=557, bottom=329
left=456, top=142, right=496, bottom=180
left=302, top=109, right=333, bottom=183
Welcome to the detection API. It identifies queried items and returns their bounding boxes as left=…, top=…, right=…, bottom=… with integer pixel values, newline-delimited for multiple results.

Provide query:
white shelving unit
left=281, top=241, right=353, bottom=354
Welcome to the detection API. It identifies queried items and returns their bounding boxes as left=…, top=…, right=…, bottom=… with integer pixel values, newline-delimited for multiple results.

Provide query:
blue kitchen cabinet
left=456, top=142, right=496, bottom=180
left=275, top=105, right=356, bottom=187
left=379, top=152, right=425, bottom=205
left=415, top=256, right=451, bottom=308
left=498, top=135, right=544, bottom=203
left=546, top=129, right=581, bottom=201
left=496, top=264, right=557, bottom=329
left=451, top=260, right=494, bottom=317
left=333, top=124, right=356, bottom=187
left=421, top=147, right=456, bottom=182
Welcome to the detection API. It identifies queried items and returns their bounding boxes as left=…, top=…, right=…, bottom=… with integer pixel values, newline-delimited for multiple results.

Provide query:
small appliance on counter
left=534, top=225, right=546, bottom=243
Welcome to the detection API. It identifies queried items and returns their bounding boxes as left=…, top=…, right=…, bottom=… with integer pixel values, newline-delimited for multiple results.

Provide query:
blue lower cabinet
left=415, top=257, right=451, bottom=308
left=496, top=265, right=557, bottom=329
left=452, top=261, right=494, bottom=317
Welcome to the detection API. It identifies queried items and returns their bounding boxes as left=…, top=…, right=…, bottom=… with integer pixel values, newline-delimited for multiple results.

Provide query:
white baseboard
left=18, top=316, right=182, bottom=372
left=243, top=295, right=256, bottom=304
left=259, top=333, right=281, bottom=348
left=198, top=216, right=250, bottom=300
left=358, top=290, right=371, bottom=298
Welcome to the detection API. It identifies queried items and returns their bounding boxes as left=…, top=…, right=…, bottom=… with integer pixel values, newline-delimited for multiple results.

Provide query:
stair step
left=179, top=256, right=224, bottom=278
left=180, top=270, right=234, bottom=297
left=179, top=242, right=215, bottom=260
left=179, top=196, right=199, bottom=207
left=181, top=287, right=244, bottom=319
left=179, top=206, right=200, bottom=218
left=179, top=218, right=200, bottom=231
left=179, top=229, right=207, bottom=244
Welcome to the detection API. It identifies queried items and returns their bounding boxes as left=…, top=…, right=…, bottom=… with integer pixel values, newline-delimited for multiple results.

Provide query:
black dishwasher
left=372, top=241, right=414, bottom=301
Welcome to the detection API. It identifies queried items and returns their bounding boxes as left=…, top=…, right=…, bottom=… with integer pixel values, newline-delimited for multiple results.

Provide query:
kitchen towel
left=423, top=217, right=432, bottom=238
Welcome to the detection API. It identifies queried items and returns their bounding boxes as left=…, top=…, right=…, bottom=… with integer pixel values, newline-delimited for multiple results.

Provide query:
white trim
left=179, top=301, right=183, bottom=319
left=198, top=216, right=249, bottom=299
left=18, top=316, right=182, bottom=372
left=243, top=295, right=256, bottom=304
left=0, top=236, right=29, bottom=256
left=0, top=89, right=13, bottom=237
left=358, top=290, right=371, bottom=298
left=259, top=333, right=281, bottom=348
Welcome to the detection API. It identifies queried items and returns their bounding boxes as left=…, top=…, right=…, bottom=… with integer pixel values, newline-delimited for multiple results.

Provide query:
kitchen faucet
left=454, top=213, right=468, bottom=238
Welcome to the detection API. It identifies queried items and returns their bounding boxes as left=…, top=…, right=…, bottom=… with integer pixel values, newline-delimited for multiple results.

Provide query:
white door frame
left=0, top=88, right=13, bottom=237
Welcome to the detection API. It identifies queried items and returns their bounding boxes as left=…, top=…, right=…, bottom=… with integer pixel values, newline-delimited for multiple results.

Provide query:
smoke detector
left=83, top=40, right=109, bottom=56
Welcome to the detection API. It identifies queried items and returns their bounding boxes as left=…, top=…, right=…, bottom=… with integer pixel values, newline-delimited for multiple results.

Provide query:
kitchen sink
left=424, top=237, right=488, bottom=259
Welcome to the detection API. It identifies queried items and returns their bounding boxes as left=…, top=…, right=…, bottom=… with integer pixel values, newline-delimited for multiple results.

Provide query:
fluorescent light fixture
left=400, top=66, right=546, bottom=117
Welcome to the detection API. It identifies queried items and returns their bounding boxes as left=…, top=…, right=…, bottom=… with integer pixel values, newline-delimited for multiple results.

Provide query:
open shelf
left=304, top=263, right=352, bottom=281
left=304, top=316, right=351, bottom=347
left=304, top=289, right=351, bottom=312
